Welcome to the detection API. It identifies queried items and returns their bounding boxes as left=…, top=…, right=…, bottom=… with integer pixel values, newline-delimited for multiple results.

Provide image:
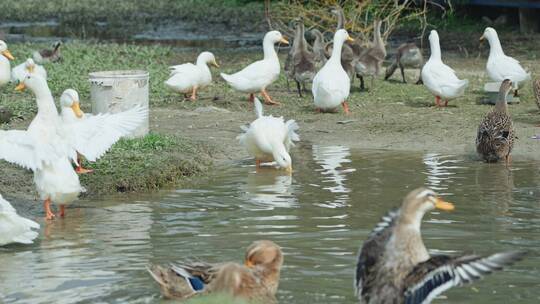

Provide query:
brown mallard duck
left=147, top=240, right=283, bottom=303
left=476, top=79, right=515, bottom=164
left=284, top=18, right=317, bottom=97
left=384, top=43, right=423, bottom=84
left=32, top=41, right=62, bottom=64
left=355, top=20, right=386, bottom=91
left=355, top=187, right=526, bottom=304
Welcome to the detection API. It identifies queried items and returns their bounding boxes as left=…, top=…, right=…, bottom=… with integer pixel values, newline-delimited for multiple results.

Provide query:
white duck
left=312, top=29, right=354, bottom=114
left=0, top=40, right=15, bottom=86
left=0, top=193, right=40, bottom=246
left=0, top=74, right=83, bottom=220
left=237, top=98, right=299, bottom=172
left=11, top=58, right=47, bottom=84
left=481, top=27, right=530, bottom=96
left=421, top=30, right=469, bottom=107
left=59, top=88, right=148, bottom=174
left=221, top=31, right=288, bottom=105
left=165, top=51, right=219, bottom=100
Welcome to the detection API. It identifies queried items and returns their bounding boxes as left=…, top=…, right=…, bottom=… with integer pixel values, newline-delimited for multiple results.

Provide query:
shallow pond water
left=1, top=147, right=540, bottom=303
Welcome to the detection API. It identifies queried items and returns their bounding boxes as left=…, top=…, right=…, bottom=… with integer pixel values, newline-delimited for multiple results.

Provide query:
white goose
left=0, top=74, right=83, bottom=220
left=59, top=89, right=148, bottom=174
left=221, top=31, right=288, bottom=105
left=421, top=30, right=468, bottom=107
left=237, top=98, right=299, bottom=172
left=165, top=51, right=219, bottom=100
left=312, top=29, right=354, bottom=114
left=0, top=40, right=15, bottom=86
left=0, top=193, right=40, bottom=246
left=11, top=58, right=47, bottom=84
left=481, top=27, right=530, bottom=95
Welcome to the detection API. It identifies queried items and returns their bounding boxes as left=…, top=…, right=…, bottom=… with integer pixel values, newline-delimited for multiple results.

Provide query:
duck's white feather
left=237, top=98, right=299, bottom=167
left=0, top=194, right=40, bottom=246
left=61, top=105, right=148, bottom=162
left=422, top=30, right=468, bottom=100
left=483, top=27, right=530, bottom=86
left=312, top=29, right=351, bottom=110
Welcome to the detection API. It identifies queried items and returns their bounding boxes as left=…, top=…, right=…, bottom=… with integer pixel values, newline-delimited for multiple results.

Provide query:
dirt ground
left=2, top=50, right=540, bottom=202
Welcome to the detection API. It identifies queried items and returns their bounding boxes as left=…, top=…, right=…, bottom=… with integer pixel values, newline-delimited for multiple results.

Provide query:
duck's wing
left=0, top=195, right=40, bottom=245
left=284, top=119, right=300, bottom=151
left=146, top=261, right=215, bottom=300
left=355, top=208, right=400, bottom=299
left=169, top=63, right=197, bottom=76
left=64, top=106, right=148, bottom=162
left=403, top=251, right=526, bottom=304
left=0, top=130, right=62, bottom=171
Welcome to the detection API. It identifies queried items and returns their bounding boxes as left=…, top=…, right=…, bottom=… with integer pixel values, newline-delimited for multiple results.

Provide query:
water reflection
left=1, top=150, right=539, bottom=303
left=312, top=145, right=356, bottom=208
left=240, top=170, right=298, bottom=210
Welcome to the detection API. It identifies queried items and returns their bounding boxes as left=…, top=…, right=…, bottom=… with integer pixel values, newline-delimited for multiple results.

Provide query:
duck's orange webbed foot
left=44, top=199, right=55, bottom=220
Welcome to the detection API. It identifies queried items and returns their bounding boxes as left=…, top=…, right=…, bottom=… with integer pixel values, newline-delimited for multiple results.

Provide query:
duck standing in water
left=476, top=79, right=515, bottom=165
left=355, top=187, right=525, bottom=303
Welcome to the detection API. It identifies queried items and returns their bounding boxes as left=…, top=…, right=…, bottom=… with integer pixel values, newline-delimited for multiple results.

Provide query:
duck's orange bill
left=280, top=37, right=289, bottom=45
left=2, top=50, right=14, bottom=60
left=347, top=35, right=355, bottom=42
left=212, top=59, right=220, bottom=68
left=71, top=102, right=84, bottom=118
left=479, top=35, right=485, bottom=42
left=435, top=198, right=455, bottom=211
left=14, top=83, right=26, bottom=91
left=245, top=259, right=254, bottom=268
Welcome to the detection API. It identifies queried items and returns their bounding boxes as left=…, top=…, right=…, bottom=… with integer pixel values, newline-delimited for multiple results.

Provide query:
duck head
left=244, top=240, right=283, bottom=278
left=14, top=73, right=47, bottom=93
left=272, top=144, right=293, bottom=173
left=0, top=40, right=14, bottom=60
left=197, top=51, right=219, bottom=68
left=60, top=89, right=84, bottom=118
left=480, top=27, right=497, bottom=42
left=334, top=29, right=354, bottom=45
left=24, top=58, right=37, bottom=73
left=400, top=188, right=454, bottom=229
left=264, top=30, right=289, bottom=45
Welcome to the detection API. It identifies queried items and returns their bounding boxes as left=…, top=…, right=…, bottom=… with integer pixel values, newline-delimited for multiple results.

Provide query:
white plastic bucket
left=89, top=70, right=149, bottom=138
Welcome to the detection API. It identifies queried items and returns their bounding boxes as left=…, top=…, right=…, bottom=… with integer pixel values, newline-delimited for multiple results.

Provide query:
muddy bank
left=1, top=45, right=539, bottom=202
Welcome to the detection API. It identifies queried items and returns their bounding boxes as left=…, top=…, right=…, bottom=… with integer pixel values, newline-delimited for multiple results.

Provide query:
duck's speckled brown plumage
left=147, top=240, right=282, bottom=303
left=355, top=187, right=525, bottom=304
left=476, top=79, right=515, bottom=163
left=355, top=20, right=386, bottom=90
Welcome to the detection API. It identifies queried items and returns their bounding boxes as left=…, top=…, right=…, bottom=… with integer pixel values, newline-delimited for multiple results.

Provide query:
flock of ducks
left=0, top=11, right=538, bottom=304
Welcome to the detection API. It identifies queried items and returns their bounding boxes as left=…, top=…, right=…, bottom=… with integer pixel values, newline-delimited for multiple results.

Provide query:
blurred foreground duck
left=355, top=187, right=526, bottom=304
left=0, top=193, right=40, bottom=246
left=421, top=30, right=468, bottom=107
left=59, top=89, right=148, bottom=174
left=221, top=31, right=288, bottom=105
left=147, top=240, right=283, bottom=303
left=237, top=98, right=299, bottom=172
left=11, top=58, right=47, bottom=83
left=481, top=27, right=530, bottom=96
left=33, top=41, right=62, bottom=64
left=0, top=40, right=14, bottom=86
left=313, top=29, right=354, bottom=114
left=476, top=79, right=515, bottom=164
left=165, top=51, right=219, bottom=101
left=385, top=43, right=423, bottom=84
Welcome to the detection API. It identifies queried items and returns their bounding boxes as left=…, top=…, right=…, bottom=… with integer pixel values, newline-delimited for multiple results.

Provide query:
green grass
left=79, top=133, right=211, bottom=195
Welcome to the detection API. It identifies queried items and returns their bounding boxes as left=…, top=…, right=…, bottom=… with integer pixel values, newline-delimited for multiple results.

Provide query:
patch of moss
left=79, top=133, right=212, bottom=195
